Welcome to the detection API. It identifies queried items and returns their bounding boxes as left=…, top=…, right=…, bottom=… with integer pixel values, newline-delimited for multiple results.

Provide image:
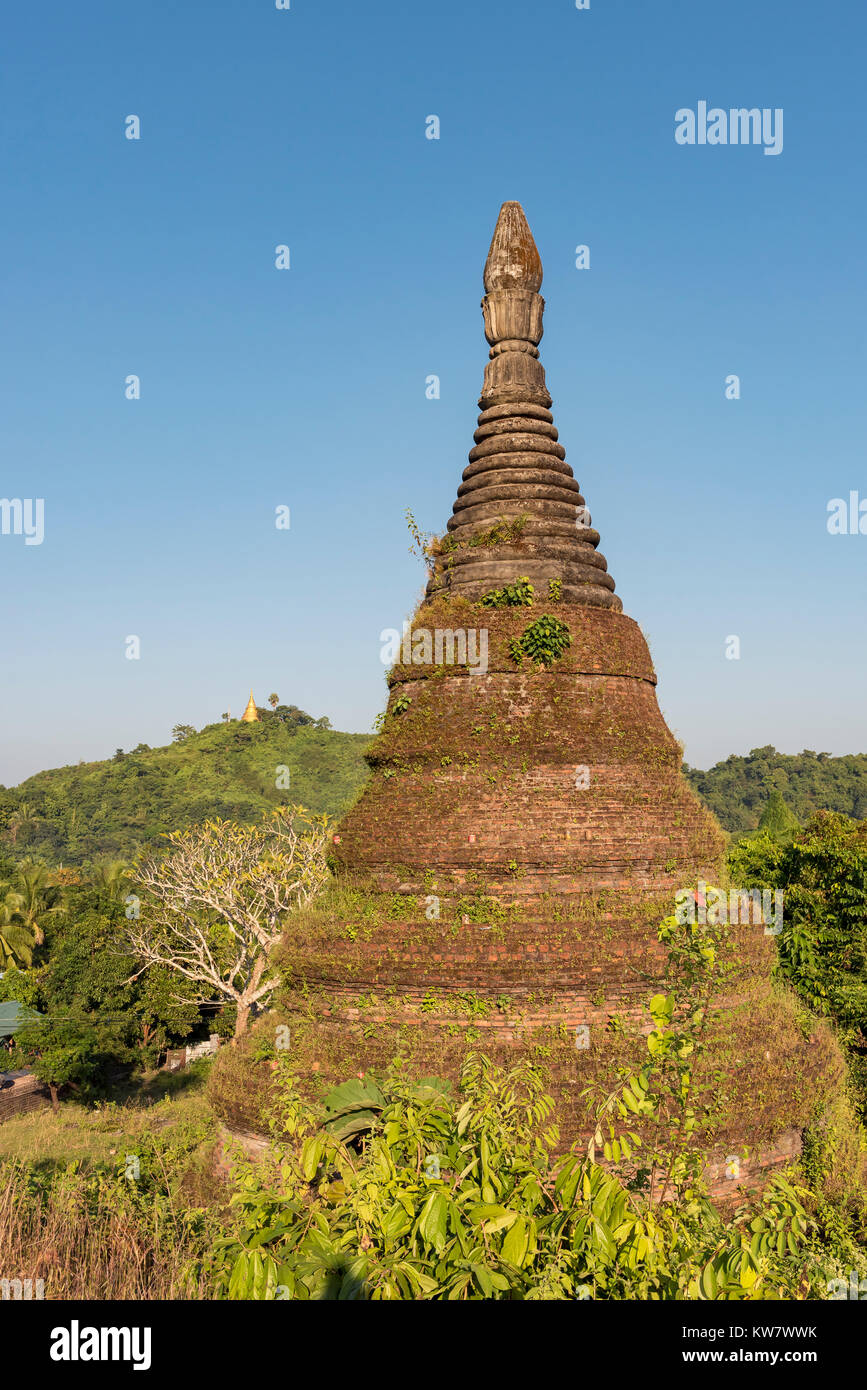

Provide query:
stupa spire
left=483, top=200, right=543, bottom=293
left=241, top=690, right=259, bottom=723
left=427, top=201, right=619, bottom=610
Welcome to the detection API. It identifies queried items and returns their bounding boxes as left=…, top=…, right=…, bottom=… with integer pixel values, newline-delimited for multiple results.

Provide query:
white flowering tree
left=127, top=807, right=330, bottom=1038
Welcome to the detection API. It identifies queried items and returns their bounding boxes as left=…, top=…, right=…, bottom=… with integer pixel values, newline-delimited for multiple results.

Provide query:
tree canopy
left=684, top=747, right=867, bottom=834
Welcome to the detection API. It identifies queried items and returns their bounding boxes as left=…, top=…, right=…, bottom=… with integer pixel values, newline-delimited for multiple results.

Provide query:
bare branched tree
left=127, top=807, right=330, bottom=1038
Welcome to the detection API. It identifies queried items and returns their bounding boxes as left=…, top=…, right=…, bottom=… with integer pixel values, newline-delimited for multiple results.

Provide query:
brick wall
left=0, top=1072, right=50, bottom=1124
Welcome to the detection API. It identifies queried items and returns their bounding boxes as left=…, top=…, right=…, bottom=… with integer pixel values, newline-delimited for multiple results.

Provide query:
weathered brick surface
left=275, top=596, right=839, bottom=1187
left=0, top=1071, right=50, bottom=1124
left=335, top=607, right=724, bottom=900
left=703, top=1129, right=803, bottom=1200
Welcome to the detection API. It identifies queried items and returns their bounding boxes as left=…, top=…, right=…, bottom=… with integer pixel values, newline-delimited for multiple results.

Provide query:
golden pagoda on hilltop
left=241, top=690, right=260, bottom=723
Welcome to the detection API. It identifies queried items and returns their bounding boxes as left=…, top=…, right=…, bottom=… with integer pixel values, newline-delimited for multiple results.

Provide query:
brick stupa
left=278, top=204, right=840, bottom=1183
left=338, top=201, right=724, bottom=907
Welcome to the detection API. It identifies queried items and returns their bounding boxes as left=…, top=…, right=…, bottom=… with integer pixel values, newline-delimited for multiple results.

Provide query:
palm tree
left=89, top=860, right=131, bottom=903
left=7, top=801, right=38, bottom=846
left=268, top=693, right=280, bottom=709
left=1, top=861, right=65, bottom=947
left=0, top=893, right=34, bottom=970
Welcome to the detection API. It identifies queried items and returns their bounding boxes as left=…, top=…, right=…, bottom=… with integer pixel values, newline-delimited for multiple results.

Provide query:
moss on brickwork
left=258, top=582, right=847, bottom=1188
left=208, top=947, right=843, bottom=1170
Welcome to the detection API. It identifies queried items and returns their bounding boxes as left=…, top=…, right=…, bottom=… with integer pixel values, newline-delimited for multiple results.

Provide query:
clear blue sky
left=1, top=0, right=865, bottom=785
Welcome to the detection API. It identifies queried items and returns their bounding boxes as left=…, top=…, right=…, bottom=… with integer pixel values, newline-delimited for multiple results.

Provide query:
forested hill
left=0, top=709, right=372, bottom=865
left=684, top=746, right=867, bottom=835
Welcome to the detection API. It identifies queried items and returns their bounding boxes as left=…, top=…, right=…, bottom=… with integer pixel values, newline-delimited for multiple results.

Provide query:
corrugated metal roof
left=0, top=1002, right=43, bottom=1037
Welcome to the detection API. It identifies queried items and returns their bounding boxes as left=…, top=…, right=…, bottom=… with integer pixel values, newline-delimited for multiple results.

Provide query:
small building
left=0, top=1001, right=43, bottom=1039
left=0, top=1005, right=50, bottom=1122
left=164, top=1035, right=222, bottom=1072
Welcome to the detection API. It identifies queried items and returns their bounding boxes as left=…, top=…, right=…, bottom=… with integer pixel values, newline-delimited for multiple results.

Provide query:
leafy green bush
left=729, top=811, right=867, bottom=1115
left=509, top=615, right=572, bottom=667
left=480, top=577, right=535, bottom=608
left=194, top=1055, right=826, bottom=1300
left=756, top=790, right=802, bottom=844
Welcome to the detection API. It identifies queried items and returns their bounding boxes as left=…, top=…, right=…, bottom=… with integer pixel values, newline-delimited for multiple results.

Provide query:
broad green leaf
left=471, top=1263, right=494, bottom=1297
left=649, top=992, right=674, bottom=1024
left=418, top=1191, right=449, bottom=1253
left=322, top=1076, right=385, bottom=1115
left=301, top=1137, right=324, bottom=1181
left=700, top=1262, right=718, bottom=1300
left=501, top=1215, right=530, bottom=1267
left=227, top=1252, right=249, bottom=1301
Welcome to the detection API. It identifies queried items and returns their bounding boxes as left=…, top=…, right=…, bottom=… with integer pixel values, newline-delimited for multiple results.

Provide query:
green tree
left=7, top=800, right=38, bottom=847
left=0, top=893, right=34, bottom=970
left=17, top=1015, right=100, bottom=1112
left=136, top=966, right=201, bottom=1063
left=2, top=860, right=65, bottom=945
left=0, top=963, right=43, bottom=1008
left=27, top=885, right=206, bottom=1076
left=88, top=859, right=131, bottom=903
left=773, top=814, right=867, bottom=1028
left=730, top=810, right=867, bottom=1114
left=755, top=789, right=801, bottom=845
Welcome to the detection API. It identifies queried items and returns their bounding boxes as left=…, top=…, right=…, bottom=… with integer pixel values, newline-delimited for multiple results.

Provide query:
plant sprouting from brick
left=405, top=508, right=436, bottom=575
left=508, top=615, right=572, bottom=667
left=440, top=515, right=530, bottom=555
left=470, top=515, right=530, bottom=549
left=480, top=576, right=535, bottom=608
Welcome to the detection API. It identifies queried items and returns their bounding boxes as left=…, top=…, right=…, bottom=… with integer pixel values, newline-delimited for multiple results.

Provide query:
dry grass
left=0, top=1103, right=122, bottom=1165
left=0, top=1159, right=210, bottom=1299
left=0, top=1072, right=222, bottom=1299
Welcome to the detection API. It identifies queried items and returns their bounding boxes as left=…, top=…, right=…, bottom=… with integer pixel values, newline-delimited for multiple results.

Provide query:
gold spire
left=241, top=690, right=260, bottom=723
